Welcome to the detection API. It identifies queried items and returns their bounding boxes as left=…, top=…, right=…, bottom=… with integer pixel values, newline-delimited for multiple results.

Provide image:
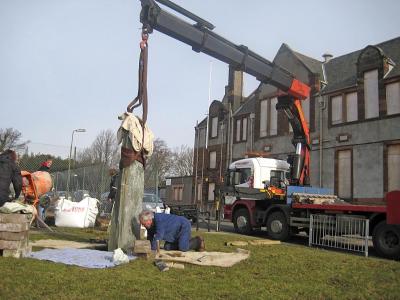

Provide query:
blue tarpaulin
left=30, top=248, right=136, bottom=268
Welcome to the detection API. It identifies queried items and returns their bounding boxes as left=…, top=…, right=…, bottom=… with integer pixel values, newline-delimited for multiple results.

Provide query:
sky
left=1, top=0, right=399, bottom=158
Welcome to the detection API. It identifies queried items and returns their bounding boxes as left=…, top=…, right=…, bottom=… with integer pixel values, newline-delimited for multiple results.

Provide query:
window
left=260, top=97, right=278, bottom=137
left=236, top=119, right=241, bottom=142
left=331, top=95, right=343, bottom=124
left=235, top=117, right=247, bottom=142
left=337, top=150, right=352, bottom=199
left=197, top=183, right=202, bottom=201
left=386, top=82, right=400, bottom=115
left=209, top=151, right=216, bottom=169
left=270, top=97, right=278, bottom=135
left=242, top=117, right=247, bottom=141
left=331, top=93, right=358, bottom=125
left=208, top=183, right=215, bottom=201
left=364, top=69, right=379, bottom=119
left=346, top=92, right=358, bottom=122
left=172, top=185, right=183, bottom=201
left=388, top=144, right=400, bottom=191
left=260, top=99, right=268, bottom=137
left=211, top=116, right=218, bottom=138
left=228, top=168, right=252, bottom=186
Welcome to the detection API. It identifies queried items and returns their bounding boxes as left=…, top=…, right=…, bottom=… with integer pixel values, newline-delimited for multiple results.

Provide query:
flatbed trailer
left=224, top=190, right=400, bottom=259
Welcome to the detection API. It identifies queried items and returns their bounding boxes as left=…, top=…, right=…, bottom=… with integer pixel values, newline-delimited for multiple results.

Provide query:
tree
left=0, top=128, right=29, bottom=152
left=170, top=145, right=193, bottom=176
left=145, top=138, right=172, bottom=188
left=74, top=129, right=120, bottom=197
left=77, top=129, right=119, bottom=167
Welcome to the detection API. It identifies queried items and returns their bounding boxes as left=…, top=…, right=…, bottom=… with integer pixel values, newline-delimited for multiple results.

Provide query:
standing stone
left=108, top=134, right=144, bottom=252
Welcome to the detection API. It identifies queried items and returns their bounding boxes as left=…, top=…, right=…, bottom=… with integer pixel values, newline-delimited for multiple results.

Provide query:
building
left=163, top=175, right=194, bottom=206
left=193, top=36, right=400, bottom=210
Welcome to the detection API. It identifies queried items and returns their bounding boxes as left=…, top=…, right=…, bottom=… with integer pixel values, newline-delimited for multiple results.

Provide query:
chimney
left=228, top=66, right=244, bottom=111
left=322, top=53, right=333, bottom=63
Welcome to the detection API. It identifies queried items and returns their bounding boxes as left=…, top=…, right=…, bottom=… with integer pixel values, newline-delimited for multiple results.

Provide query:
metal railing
left=309, top=214, right=370, bottom=257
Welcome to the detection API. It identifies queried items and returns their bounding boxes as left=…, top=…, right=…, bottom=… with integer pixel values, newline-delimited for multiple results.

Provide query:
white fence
left=309, top=214, right=370, bottom=257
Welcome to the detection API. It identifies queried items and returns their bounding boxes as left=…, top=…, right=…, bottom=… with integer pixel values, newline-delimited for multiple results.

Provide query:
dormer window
left=210, top=116, right=218, bottom=138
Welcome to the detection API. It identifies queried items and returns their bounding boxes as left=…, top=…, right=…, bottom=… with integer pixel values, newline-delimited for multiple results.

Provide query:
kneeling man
left=139, top=210, right=204, bottom=253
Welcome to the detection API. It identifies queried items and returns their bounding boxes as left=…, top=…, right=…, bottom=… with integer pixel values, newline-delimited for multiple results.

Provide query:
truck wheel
left=372, top=221, right=400, bottom=260
left=233, top=208, right=253, bottom=235
left=266, top=211, right=290, bottom=241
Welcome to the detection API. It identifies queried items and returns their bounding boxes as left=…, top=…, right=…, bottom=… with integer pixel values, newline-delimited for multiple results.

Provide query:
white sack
left=55, top=197, right=99, bottom=228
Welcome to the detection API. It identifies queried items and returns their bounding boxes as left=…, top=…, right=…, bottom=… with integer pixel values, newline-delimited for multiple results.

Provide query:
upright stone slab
left=108, top=133, right=144, bottom=252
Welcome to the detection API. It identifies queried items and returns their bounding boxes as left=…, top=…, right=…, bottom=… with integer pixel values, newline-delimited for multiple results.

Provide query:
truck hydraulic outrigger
left=139, top=0, right=311, bottom=186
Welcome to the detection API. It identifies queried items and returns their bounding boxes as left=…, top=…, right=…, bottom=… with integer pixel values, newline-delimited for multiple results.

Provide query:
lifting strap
left=124, top=28, right=149, bottom=169
left=127, top=28, right=149, bottom=125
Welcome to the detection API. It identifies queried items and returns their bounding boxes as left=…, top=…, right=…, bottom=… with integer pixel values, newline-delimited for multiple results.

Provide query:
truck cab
left=225, top=157, right=290, bottom=191
left=223, top=158, right=291, bottom=229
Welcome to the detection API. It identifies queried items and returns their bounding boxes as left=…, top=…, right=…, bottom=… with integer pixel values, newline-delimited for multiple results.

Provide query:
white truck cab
left=227, top=158, right=290, bottom=189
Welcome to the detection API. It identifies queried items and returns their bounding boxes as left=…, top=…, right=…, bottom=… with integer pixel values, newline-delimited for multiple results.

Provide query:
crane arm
left=139, top=0, right=310, bottom=100
left=139, top=0, right=311, bottom=185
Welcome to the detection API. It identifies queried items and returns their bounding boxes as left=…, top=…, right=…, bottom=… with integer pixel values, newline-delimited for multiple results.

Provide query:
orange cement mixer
left=21, top=171, right=53, bottom=206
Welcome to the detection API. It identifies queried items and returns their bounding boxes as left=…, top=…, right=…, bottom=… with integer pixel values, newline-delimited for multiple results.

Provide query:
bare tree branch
left=0, top=128, right=29, bottom=152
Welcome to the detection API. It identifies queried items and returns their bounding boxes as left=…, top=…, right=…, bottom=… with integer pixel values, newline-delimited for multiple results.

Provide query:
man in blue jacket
left=139, top=210, right=205, bottom=253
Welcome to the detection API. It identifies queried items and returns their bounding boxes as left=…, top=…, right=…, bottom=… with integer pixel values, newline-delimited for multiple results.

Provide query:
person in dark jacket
left=0, top=149, right=22, bottom=206
left=107, top=168, right=118, bottom=203
left=139, top=210, right=205, bottom=253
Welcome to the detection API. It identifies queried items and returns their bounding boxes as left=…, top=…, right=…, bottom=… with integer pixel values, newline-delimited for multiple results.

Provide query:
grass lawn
left=1, top=227, right=399, bottom=300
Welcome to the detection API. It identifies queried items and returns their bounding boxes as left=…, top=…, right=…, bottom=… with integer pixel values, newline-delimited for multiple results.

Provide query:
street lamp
left=67, top=128, right=86, bottom=198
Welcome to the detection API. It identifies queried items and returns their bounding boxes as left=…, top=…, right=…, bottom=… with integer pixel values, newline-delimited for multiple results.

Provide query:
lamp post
left=67, top=128, right=86, bottom=198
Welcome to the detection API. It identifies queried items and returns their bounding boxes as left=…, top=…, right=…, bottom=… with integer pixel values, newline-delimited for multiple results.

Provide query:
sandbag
left=55, top=197, right=99, bottom=228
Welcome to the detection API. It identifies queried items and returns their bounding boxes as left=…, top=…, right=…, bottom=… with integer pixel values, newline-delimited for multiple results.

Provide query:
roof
left=292, top=49, right=324, bottom=76
left=234, top=94, right=256, bottom=116
left=323, top=36, right=400, bottom=94
left=275, top=43, right=324, bottom=78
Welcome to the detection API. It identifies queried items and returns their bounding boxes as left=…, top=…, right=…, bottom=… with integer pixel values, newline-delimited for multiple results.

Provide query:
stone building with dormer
left=193, top=37, right=400, bottom=210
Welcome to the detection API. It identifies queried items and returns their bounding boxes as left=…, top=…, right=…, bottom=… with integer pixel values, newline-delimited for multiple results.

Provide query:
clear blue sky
left=1, top=0, right=399, bottom=158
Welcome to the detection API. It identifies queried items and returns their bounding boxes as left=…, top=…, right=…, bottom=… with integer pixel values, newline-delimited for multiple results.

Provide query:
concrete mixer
left=21, top=171, right=53, bottom=206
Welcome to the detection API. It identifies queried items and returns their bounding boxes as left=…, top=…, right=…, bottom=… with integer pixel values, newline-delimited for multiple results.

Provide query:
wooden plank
left=0, top=214, right=31, bottom=224
left=0, top=231, right=28, bottom=241
left=0, top=223, right=29, bottom=232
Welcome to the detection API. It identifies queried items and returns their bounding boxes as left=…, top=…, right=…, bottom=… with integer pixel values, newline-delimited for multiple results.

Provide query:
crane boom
left=139, top=0, right=311, bottom=185
left=140, top=0, right=310, bottom=100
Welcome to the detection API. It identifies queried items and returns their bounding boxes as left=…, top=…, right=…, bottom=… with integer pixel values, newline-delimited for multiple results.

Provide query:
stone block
left=0, top=238, right=29, bottom=250
left=134, top=240, right=151, bottom=254
left=0, top=231, right=28, bottom=241
left=2, top=245, right=32, bottom=258
left=0, top=214, right=31, bottom=224
left=0, top=223, right=29, bottom=232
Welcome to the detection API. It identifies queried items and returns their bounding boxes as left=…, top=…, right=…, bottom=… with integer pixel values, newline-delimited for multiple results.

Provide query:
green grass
left=1, top=228, right=399, bottom=299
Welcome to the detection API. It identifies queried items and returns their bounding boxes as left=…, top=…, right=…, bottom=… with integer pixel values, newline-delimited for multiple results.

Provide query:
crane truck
left=138, top=0, right=400, bottom=259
